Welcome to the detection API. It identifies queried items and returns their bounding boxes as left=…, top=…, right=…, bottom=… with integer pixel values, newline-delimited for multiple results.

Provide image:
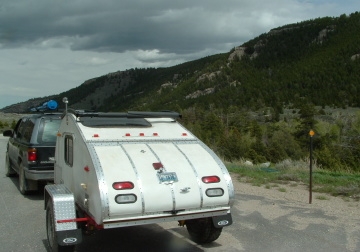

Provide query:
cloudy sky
left=0, top=0, right=359, bottom=109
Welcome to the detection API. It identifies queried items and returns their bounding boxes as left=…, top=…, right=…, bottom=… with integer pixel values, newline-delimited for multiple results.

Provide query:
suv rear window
left=18, top=119, right=35, bottom=142
left=37, top=118, right=61, bottom=144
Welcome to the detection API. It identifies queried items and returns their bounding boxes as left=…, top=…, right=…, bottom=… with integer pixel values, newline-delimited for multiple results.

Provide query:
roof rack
left=61, top=97, right=181, bottom=119
left=69, top=110, right=182, bottom=119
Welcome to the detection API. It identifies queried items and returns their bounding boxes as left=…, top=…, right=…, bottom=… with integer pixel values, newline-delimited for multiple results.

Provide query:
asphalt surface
left=0, top=135, right=359, bottom=252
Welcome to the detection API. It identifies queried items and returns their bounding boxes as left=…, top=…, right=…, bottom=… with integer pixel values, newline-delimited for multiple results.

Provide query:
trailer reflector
left=112, top=181, right=134, bottom=190
left=152, top=162, right=163, bottom=170
left=202, top=176, right=220, bottom=183
left=115, top=194, right=137, bottom=204
left=57, top=217, right=89, bottom=223
left=206, top=188, right=224, bottom=197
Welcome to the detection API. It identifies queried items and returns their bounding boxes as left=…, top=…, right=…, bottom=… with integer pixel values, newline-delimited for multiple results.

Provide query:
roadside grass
left=226, top=159, right=360, bottom=201
left=316, top=195, right=329, bottom=200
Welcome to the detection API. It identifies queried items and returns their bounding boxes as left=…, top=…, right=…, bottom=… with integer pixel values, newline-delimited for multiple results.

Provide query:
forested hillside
left=2, top=12, right=360, bottom=172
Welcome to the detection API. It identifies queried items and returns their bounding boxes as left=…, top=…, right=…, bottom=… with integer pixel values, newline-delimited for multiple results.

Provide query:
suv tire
left=18, top=164, right=38, bottom=195
left=19, top=165, right=29, bottom=195
left=5, top=153, right=17, bottom=177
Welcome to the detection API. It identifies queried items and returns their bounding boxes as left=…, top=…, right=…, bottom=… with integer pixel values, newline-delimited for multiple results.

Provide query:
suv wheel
left=5, top=153, right=17, bottom=177
left=19, top=165, right=29, bottom=195
left=18, top=165, right=38, bottom=195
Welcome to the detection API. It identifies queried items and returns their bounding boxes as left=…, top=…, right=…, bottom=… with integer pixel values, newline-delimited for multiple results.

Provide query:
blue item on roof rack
left=30, top=100, right=58, bottom=112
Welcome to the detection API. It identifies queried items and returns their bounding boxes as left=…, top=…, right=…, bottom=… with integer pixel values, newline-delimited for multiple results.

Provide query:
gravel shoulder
left=231, top=173, right=360, bottom=251
left=231, top=173, right=359, bottom=219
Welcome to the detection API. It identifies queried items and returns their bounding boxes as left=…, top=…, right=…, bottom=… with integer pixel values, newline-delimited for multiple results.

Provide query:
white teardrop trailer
left=44, top=98, right=234, bottom=251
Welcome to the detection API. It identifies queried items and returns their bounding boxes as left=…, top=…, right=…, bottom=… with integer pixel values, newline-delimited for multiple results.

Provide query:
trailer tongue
left=44, top=99, right=234, bottom=251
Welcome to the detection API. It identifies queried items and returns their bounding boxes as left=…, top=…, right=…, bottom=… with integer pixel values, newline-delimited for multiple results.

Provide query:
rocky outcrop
left=351, top=54, right=360, bottom=61
left=185, top=88, right=215, bottom=99
left=228, top=46, right=247, bottom=61
left=313, top=25, right=336, bottom=44
left=196, top=71, right=221, bottom=83
left=157, top=82, right=176, bottom=94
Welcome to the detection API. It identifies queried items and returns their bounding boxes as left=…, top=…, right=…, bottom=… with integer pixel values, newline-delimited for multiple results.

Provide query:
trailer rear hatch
left=93, top=141, right=232, bottom=221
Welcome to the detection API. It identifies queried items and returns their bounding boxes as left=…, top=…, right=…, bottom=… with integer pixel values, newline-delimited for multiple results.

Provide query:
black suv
left=3, top=112, right=61, bottom=194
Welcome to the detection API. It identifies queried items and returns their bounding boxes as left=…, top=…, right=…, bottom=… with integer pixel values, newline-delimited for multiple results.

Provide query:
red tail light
left=202, top=176, right=220, bottom=183
left=28, top=148, right=37, bottom=162
left=112, top=182, right=134, bottom=190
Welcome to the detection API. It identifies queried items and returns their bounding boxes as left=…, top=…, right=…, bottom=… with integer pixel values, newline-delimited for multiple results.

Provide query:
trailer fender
left=44, top=184, right=82, bottom=245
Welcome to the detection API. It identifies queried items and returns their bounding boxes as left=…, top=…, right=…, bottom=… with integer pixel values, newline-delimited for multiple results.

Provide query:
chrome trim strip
left=146, top=144, right=177, bottom=211
left=72, top=114, right=109, bottom=220
left=198, top=141, right=235, bottom=206
left=173, top=143, right=204, bottom=208
left=120, top=144, right=146, bottom=214
left=88, top=144, right=109, bottom=217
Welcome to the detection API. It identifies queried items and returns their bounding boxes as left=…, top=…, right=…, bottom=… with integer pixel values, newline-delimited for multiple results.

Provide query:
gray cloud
left=0, top=0, right=359, bottom=108
left=2, top=0, right=344, bottom=53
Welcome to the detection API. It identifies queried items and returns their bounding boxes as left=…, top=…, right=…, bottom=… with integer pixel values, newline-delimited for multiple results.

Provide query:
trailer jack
left=178, top=220, right=186, bottom=227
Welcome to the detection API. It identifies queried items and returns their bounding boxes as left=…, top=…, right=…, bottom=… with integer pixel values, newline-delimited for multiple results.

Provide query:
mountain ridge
left=1, top=12, right=360, bottom=113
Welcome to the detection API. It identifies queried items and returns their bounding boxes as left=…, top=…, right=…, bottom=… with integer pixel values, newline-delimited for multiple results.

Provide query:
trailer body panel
left=53, top=112, right=234, bottom=229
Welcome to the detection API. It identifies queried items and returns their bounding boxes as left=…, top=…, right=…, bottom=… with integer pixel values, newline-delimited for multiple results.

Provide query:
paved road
left=0, top=135, right=359, bottom=252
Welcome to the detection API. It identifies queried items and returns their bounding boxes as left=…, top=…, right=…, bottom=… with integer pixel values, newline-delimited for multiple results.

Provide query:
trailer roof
left=67, top=110, right=181, bottom=128
left=67, top=110, right=181, bottom=119
left=79, top=117, right=152, bottom=127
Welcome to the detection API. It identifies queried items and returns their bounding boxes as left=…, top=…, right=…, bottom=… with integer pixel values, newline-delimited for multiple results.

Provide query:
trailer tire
left=186, top=217, right=223, bottom=244
left=46, top=201, right=75, bottom=252
left=5, top=153, right=16, bottom=177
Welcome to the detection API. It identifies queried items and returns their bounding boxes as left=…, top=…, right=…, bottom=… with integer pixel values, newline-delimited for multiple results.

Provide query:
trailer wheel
left=5, top=153, right=16, bottom=177
left=185, top=217, right=223, bottom=244
left=46, top=201, right=75, bottom=252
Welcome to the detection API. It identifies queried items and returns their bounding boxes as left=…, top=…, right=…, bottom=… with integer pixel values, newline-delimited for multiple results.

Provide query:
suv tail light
left=28, top=148, right=37, bottom=162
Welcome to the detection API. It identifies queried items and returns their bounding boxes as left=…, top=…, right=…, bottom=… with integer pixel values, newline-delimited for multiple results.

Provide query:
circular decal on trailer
left=218, top=220, right=229, bottom=226
left=63, top=238, right=77, bottom=244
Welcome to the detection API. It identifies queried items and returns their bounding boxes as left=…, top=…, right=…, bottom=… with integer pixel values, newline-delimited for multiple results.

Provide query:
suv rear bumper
left=25, top=169, right=53, bottom=181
